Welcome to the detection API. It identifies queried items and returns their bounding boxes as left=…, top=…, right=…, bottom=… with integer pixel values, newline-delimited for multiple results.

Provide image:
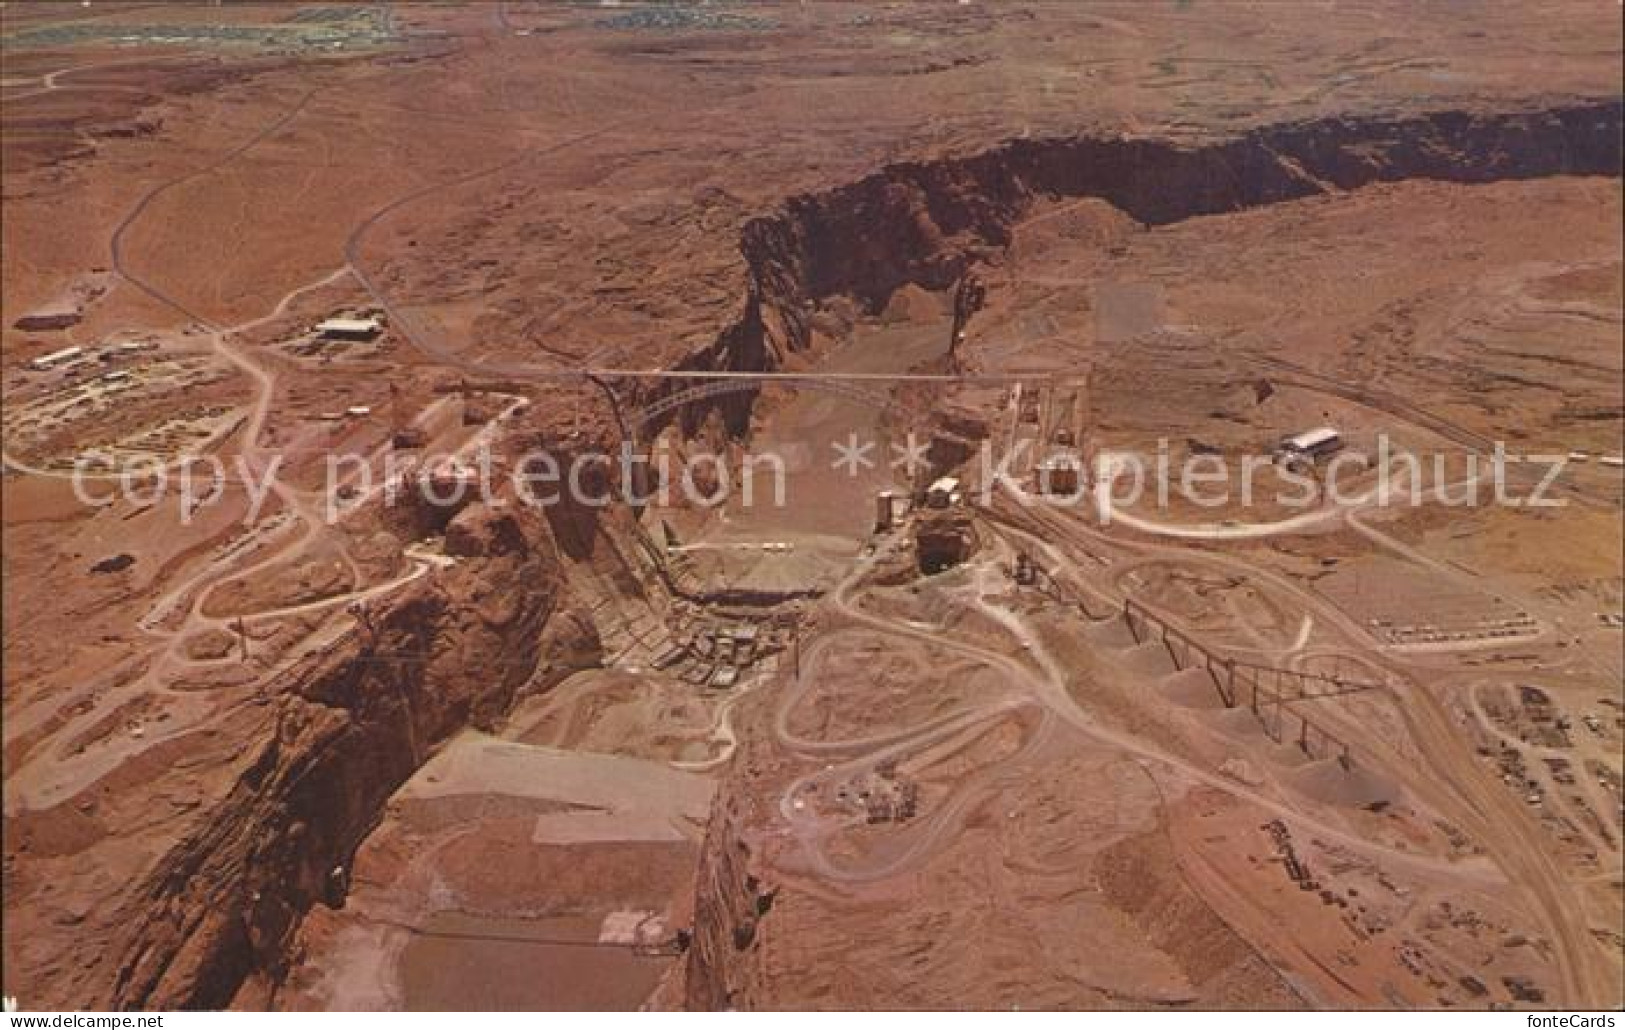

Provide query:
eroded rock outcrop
left=683, top=797, right=768, bottom=1011
left=659, top=101, right=1622, bottom=437
left=106, top=504, right=563, bottom=1009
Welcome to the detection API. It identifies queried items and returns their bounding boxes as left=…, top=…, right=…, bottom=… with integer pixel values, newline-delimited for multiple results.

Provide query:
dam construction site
left=2, top=0, right=1622, bottom=1014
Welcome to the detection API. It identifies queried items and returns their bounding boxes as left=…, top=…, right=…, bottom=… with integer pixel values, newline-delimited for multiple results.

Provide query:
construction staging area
left=3, top=0, right=1623, bottom=1014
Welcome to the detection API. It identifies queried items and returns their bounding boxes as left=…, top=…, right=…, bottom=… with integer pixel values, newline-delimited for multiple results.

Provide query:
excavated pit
left=77, top=100, right=1621, bottom=1009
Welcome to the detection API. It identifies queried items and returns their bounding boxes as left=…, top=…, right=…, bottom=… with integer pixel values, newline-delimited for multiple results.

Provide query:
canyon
left=3, top=1, right=1622, bottom=1012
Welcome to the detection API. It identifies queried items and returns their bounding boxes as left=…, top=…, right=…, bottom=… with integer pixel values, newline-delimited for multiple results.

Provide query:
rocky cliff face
left=656, top=100, right=1622, bottom=437
left=683, top=795, right=768, bottom=1011
left=104, top=504, right=562, bottom=1009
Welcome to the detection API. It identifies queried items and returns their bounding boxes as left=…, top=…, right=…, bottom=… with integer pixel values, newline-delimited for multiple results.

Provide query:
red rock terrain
left=3, top=0, right=1622, bottom=1012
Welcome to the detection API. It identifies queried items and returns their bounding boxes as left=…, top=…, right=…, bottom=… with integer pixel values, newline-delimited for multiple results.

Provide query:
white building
left=1038, top=454, right=1085, bottom=495
left=316, top=316, right=383, bottom=341
left=875, top=489, right=900, bottom=529
left=28, top=345, right=84, bottom=370
left=1278, top=426, right=1343, bottom=462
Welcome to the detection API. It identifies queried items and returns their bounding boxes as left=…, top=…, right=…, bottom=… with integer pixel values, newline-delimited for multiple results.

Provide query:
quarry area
left=2, top=0, right=1623, bottom=1013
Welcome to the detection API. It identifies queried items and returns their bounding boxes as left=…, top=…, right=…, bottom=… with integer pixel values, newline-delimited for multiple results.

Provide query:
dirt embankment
left=682, top=793, right=771, bottom=1011
left=647, top=100, right=1621, bottom=438
left=1093, top=828, right=1303, bottom=1008
left=102, top=503, right=565, bottom=1010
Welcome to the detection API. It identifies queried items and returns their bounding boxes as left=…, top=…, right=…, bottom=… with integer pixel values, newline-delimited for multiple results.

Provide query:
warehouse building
left=28, top=345, right=85, bottom=370
left=315, top=316, right=383, bottom=341
left=1276, top=426, right=1343, bottom=463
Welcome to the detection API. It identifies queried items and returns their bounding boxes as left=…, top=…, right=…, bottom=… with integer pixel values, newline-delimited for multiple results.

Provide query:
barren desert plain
left=2, top=0, right=1623, bottom=1013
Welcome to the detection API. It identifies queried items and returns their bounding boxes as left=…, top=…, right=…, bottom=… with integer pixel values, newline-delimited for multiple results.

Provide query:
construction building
left=316, top=316, right=384, bottom=341
left=28, top=345, right=85, bottom=370
left=1014, top=551, right=1037, bottom=586
left=1038, top=454, right=1085, bottom=495
left=925, top=476, right=960, bottom=509
left=1276, top=426, right=1343, bottom=463
left=874, top=490, right=904, bottom=531
left=731, top=624, right=759, bottom=664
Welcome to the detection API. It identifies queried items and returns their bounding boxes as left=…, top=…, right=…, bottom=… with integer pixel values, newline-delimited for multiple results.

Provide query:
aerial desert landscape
left=2, top=0, right=1622, bottom=1013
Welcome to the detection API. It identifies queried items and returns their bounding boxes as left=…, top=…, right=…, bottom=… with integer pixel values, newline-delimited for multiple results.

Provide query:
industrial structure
left=27, top=345, right=85, bottom=370
left=874, top=489, right=906, bottom=531
left=315, top=315, right=384, bottom=341
left=925, top=476, right=960, bottom=509
left=1037, top=454, right=1084, bottom=495
left=1276, top=425, right=1343, bottom=463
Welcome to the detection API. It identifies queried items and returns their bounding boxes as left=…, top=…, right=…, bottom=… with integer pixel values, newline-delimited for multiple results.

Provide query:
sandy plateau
left=2, top=0, right=1622, bottom=1013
